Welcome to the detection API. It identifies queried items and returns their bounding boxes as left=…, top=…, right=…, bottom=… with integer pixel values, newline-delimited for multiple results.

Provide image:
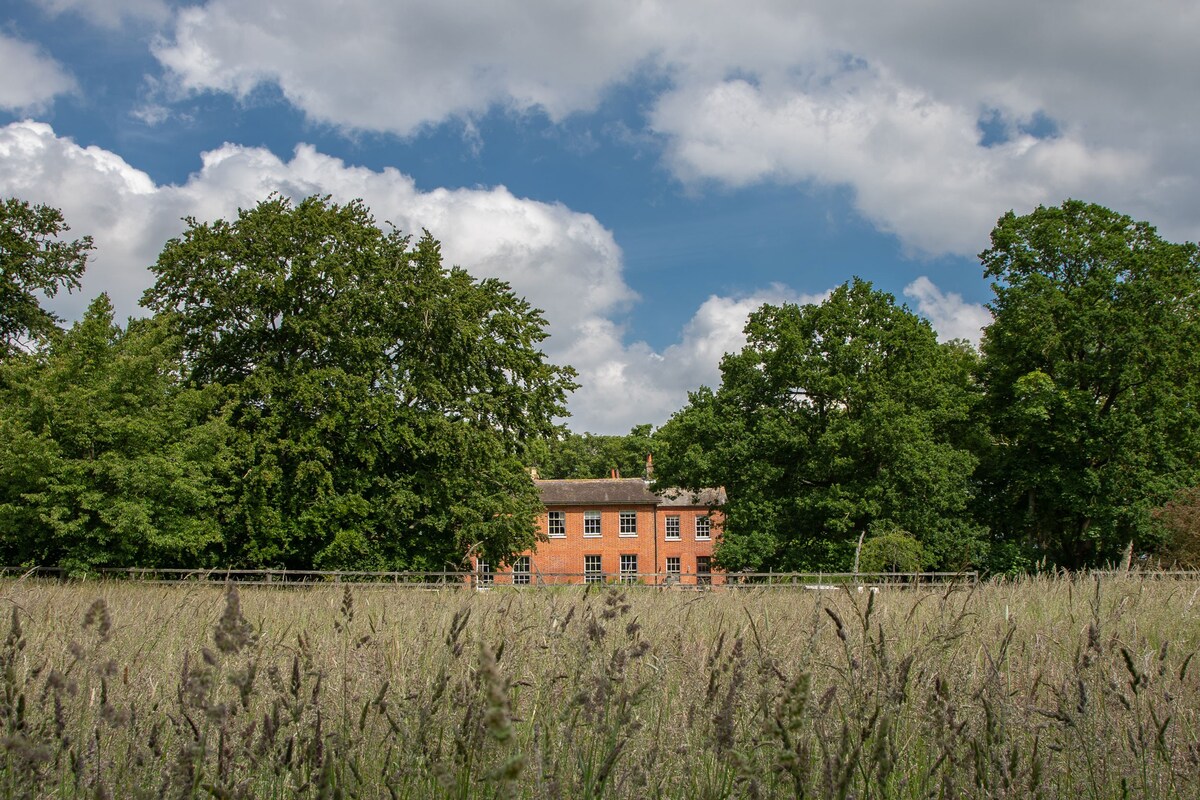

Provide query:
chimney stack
left=645, top=453, right=654, bottom=481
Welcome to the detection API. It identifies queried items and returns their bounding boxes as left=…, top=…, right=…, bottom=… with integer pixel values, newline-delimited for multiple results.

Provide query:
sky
left=2, top=0, right=1198, bottom=434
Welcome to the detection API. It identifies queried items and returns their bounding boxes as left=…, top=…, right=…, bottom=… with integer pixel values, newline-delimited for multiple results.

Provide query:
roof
left=656, top=487, right=727, bottom=507
left=534, top=478, right=659, bottom=506
left=533, top=479, right=725, bottom=507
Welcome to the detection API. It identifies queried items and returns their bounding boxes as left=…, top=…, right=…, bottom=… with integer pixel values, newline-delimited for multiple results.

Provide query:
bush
left=858, top=530, right=926, bottom=573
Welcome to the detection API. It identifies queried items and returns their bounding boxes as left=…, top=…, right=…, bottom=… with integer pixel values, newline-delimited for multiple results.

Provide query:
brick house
left=476, top=478, right=725, bottom=586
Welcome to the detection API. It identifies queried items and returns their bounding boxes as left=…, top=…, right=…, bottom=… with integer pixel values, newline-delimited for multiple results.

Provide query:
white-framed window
left=584, top=554, right=603, bottom=584
left=665, top=556, right=681, bottom=577
left=665, top=515, right=681, bottom=540
left=512, top=556, right=530, bottom=586
left=547, top=510, right=566, bottom=537
left=695, top=516, right=712, bottom=541
left=619, top=511, right=638, bottom=537
left=620, top=554, right=638, bottom=584
left=696, top=555, right=712, bottom=585
left=583, top=510, right=602, bottom=537
left=476, top=561, right=493, bottom=587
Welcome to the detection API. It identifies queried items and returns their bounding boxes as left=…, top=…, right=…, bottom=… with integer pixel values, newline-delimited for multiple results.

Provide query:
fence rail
left=0, top=566, right=982, bottom=589
left=2, top=567, right=1197, bottom=589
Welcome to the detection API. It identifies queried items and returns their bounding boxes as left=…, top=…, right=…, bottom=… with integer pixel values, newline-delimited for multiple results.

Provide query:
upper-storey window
left=547, top=510, right=566, bottom=537
left=665, top=515, right=681, bottom=540
left=619, top=511, right=637, bottom=536
left=695, top=516, right=711, bottom=540
left=583, top=510, right=602, bottom=537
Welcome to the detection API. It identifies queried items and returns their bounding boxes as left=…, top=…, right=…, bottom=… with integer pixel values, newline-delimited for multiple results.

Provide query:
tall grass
left=0, top=575, right=1196, bottom=798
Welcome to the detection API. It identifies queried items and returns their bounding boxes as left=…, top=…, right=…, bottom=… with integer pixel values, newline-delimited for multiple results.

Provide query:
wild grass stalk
left=0, top=575, right=1195, bottom=797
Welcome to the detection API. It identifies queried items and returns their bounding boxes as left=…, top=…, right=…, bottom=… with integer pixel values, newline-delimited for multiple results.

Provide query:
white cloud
left=0, top=120, right=820, bottom=432
left=561, top=285, right=828, bottom=432
left=150, top=0, right=1200, bottom=253
left=903, top=276, right=992, bottom=345
left=0, top=34, right=75, bottom=111
left=650, top=72, right=1145, bottom=257
left=32, top=0, right=169, bottom=27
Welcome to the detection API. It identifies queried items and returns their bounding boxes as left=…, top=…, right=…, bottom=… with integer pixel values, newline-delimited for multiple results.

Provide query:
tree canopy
left=141, top=195, right=577, bottom=570
left=526, top=425, right=656, bottom=479
left=0, top=296, right=232, bottom=573
left=654, top=279, right=985, bottom=572
left=0, top=198, right=92, bottom=360
left=978, top=200, right=1200, bottom=568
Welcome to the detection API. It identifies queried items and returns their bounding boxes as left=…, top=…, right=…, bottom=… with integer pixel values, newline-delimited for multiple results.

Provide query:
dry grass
left=0, top=575, right=1196, bottom=798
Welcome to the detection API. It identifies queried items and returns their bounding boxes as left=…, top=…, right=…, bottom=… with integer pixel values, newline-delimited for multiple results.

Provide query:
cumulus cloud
left=32, top=0, right=169, bottom=27
left=1, top=121, right=839, bottom=431
left=903, top=276, right=992, bottom=345
left=649, top=72, right=1144, bottom=257
left=0, top=34, right=76, bottom=111
left=149, top=0, right=1200, bottom=253
left=0, top=121, right=992, bottom=429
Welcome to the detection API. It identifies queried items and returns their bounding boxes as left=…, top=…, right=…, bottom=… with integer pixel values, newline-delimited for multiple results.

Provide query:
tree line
left=4, top=195, right=1200, bottom=574
left=0, top=195, right=576, bottom=574
left=642, top=201, right=1200, bottom=573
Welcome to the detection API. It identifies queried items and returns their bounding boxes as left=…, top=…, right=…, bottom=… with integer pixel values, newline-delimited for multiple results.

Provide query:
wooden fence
left=0, top=566, right=981, bottom=590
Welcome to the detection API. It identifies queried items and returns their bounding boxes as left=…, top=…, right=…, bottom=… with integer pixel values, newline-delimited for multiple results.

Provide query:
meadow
left=0, top=575, right=1196, bottom=798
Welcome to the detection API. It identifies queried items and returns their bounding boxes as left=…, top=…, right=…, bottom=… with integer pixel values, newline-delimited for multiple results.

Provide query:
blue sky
left=3, top=0, right=1197, bottom=433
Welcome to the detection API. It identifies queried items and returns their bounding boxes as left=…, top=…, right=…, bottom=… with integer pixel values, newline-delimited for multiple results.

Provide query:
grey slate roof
left=533, top=478, right=724, bottom=507
left=656, top=487, right=727, bottom=507
left=534, top=478, right=659, bottom=506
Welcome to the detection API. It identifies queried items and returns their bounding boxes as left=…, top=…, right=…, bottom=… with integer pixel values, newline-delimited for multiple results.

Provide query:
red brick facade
left=478, top=479, right=725, bottom=586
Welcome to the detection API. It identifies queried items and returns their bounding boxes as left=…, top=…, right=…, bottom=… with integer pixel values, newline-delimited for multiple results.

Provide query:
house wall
left=484, top=504, right=723, bottom=586
left=531, top=504, right=654, bottom=583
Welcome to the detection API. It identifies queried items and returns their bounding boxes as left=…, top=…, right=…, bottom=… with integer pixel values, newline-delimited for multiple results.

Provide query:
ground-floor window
left=512, top=556, right=530, bottom=585
left=584, top=554, right=603, bottom=584
left=620, top=554, right=639, bottom=584
left=665, top=556, right=681, bottom=581
left=696, top=555, right=711, bottom=585
left=476, top=561, right=493, bottom=587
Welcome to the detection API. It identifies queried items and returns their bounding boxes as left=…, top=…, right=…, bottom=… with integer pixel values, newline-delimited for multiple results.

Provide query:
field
left=0, top=576, right=1196, bottom=798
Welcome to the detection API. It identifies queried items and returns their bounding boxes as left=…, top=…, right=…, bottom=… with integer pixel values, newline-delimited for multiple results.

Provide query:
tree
left=1151, top=486, right=1200, bottom=568
left=0, top=198, right=92, bottom=359
left=978, top=200, right=1200, bottom=568
left=142, top=195, right=577, bottom=570
left=0, top=296, right=233, bottom=573
left=655, top=279, right=985, bottom=572
left=527, top=425, right=656, bottom=479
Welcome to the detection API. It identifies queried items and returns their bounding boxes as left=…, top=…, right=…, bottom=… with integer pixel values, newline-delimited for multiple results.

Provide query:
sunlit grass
left=0, top=575, right=1196, bottom=797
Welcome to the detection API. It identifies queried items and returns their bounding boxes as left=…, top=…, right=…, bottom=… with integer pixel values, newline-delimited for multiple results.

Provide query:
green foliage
left=978, top=200, right=1200, bottom=568
left=142, top=194, right=577, bottom=569
left=655, top=279, right=986, bottom=572
left=0, top=197, right=92, bottom=359
left=0, top=296, right=233, bottom=572
left=857, top=528, right=927, bottom=573
left=527, top=424, right=656, bottom=479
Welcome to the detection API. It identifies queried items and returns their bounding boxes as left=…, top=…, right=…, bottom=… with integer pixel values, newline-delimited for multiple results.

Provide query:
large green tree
left=0, top=198, right=92, bottom=359
left=0, top=296, right=233, bottom=573
left=142, top=195, right=576, bottom=570
left=655, top=279, right=985, bottom=572
left=978, top=200, right=1200, bottom=568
